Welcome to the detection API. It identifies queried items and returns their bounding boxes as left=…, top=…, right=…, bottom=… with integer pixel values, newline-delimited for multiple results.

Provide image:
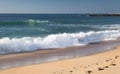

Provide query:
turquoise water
left=0, top=14, right=120, bottom=38
left=0, top=14, right=120, bottom=54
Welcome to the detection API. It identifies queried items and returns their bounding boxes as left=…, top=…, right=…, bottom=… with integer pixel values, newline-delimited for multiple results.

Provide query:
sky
left=0, top=0, right=120, bottom=14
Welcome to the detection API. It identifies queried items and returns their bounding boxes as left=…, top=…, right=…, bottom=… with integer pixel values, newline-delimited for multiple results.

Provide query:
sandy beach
left=0, top=1, right=120, bottom=74
left=0, top=40, right=120, bottom=74
left=0, top=41, right=120, bottom=74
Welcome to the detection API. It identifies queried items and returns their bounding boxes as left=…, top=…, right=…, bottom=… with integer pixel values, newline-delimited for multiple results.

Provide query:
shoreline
left=0, top=40, right=120, bottom=70
left=0, top=41, right=120, bottom=74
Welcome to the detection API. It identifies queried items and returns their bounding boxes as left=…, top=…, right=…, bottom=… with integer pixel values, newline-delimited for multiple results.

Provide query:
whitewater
left=0, top=14, right=120, bottom=54
left=0, top=30, right=120, bottom=54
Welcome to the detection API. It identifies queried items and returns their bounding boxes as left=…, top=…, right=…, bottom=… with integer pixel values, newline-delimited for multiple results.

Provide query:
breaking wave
left=0, top=30, right=120, bottom=54
left=0, top=19, right=50, bottom=25
left=49, top=24, right=120, bottom=30
left=25, top=19, right=49, bottom=24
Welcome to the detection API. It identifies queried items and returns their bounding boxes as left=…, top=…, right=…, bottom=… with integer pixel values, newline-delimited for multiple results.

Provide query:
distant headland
left=87, top=14, right=120, bottom=16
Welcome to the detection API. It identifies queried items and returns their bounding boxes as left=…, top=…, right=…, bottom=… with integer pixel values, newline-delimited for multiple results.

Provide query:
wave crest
left=0, top=30, right=120, bottom=54
left=25, top=19, right=49, bottom=24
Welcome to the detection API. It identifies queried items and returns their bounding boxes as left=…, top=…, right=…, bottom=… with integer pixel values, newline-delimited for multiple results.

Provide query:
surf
left=0, top=19, right=50, bottom=25
left=0, top=30, right=120, bottom=54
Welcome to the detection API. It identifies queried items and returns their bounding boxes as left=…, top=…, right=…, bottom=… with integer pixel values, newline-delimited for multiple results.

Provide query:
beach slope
left=0, top=46, right=120, bottom=74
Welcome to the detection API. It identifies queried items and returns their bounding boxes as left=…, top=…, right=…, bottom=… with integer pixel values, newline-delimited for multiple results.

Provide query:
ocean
left=0, top=14, right=120, bottom=54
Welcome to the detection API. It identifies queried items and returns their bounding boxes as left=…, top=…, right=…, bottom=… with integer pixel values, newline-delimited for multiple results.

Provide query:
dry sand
left=0, top=46, right=120, bottom=74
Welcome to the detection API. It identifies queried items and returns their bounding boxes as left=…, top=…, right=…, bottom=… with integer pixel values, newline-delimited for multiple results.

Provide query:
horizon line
left=0, top=13, right=120, bottom=14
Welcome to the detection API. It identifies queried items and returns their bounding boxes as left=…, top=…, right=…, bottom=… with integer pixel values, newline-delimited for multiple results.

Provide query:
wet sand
left=0, top=40, right=120, bottom=70
left=0, top=43, right=120, bottom=74
left=0, top=40, right=120, bottom=74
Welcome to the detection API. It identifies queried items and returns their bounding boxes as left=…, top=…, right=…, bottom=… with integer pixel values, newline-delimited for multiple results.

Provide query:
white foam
left=0, top=30, right=120, bottom=54
left=25, top=19, right=49, bottom=24
left=98, top=24, right=120, bottom=30
left=50, top=24, right=120, bottom=30
left=82, top=24, right=120, bottom=30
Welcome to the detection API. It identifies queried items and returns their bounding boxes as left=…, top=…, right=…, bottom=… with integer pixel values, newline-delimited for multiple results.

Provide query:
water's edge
left=0, top=40, right=120, bottom=70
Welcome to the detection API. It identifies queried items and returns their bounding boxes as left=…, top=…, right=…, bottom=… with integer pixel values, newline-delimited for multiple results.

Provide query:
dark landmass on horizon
left=87, top=13, right=120, bottom=16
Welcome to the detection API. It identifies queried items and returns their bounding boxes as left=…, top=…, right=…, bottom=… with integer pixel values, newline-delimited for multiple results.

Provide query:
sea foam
left=0, top=30, right=120, bottom=54
left=25, top=19, right=49, bottom=24
left=49, top=24, right=120, bottom=30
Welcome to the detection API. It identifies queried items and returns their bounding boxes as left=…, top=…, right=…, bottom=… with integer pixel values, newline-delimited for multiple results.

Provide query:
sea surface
left=0, top=14, right=120, bottom=54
